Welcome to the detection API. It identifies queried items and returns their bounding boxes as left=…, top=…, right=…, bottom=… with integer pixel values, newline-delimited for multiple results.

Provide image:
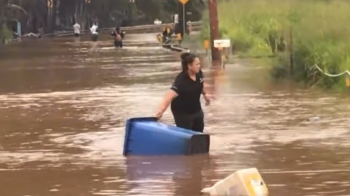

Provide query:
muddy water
left=0, top=34, right=350, bottom=196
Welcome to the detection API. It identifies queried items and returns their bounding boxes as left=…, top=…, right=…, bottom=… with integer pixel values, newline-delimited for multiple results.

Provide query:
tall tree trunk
left=74, top=0, right=86, bottom=30
left=46, top=0, right=52, bottom=33
left=51, top=0, right=57, bottom=32
left=55, top=0, right=60, bottom=27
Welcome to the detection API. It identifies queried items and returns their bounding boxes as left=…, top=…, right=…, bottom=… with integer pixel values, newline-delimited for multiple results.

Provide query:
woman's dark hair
left=181, top=52, right=197, bottom=72
left=115, top=27, right=120, bottom=33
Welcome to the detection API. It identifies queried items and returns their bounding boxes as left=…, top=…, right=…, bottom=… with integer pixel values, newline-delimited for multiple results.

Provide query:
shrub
left=201, top=0, right=350, bottom=89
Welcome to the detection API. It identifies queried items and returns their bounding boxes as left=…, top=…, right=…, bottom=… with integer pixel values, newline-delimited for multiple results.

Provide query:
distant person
left=12, top=26, right=18, bottom=39
left=37, top=28, right=43, bottom=38
left=90, top=23, right=98, bottom=42
left=154, top=19, right=162, bottom=25
left=73, top=22, right=81, bottom=37
left=155, top=52, right=211, bottom=133
left=162, top=26, right=173, bottom=44
left=186, top=21, right=192, bottom=35
left=120, top=19, right=128, bottom=27
left=110, top=27, right=125, bottom=48
left=89, top=24, right=99, bottom=52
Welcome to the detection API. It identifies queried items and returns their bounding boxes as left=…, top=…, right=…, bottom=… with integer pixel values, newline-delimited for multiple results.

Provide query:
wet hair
left=115, top=26, right=120, bottom=33
left=181, top=52, right=197, bottom=72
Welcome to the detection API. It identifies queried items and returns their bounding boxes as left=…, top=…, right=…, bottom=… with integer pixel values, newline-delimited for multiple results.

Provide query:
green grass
left=0, top=24, right=13, bottom=44
left=200, top=0, right=350, bottom=89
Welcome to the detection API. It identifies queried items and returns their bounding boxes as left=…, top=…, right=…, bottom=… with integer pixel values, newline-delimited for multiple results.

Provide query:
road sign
left=178, top=0, right=189, bottom=5
left=214, top=39, right=231, bottom=48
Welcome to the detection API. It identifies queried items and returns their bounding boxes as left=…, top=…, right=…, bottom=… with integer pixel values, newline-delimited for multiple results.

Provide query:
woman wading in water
left=155, top=52, right=211, bottom=132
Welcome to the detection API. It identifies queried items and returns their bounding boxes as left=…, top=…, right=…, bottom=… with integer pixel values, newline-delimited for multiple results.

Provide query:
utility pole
left=177, top=0, right=188, bottom=43
left=208, top=0, right=221, bottom=67
left=129, top=0, right=134, bottom=26
left=47, top=0, right=53, bottom=33
left=51, top=0, right=57, bottom=33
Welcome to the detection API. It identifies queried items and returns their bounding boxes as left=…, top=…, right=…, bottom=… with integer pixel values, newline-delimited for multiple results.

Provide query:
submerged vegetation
left=201, top=0, right=350, bottom=89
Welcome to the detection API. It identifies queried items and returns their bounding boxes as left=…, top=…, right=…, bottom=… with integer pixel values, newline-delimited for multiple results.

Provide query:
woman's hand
left=155, top=110, right=164, bottom=119
left=204, top=94, right=212, bottom=106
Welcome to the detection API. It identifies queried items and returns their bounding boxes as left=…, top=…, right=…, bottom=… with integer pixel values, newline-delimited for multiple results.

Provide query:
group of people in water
left=72, top=21, right=207, bottom=132
left=72, top=22, right=125, bottom=48
left=72, top=21, right=209, bottom=132
left=4, top=21, right=125, bottom=49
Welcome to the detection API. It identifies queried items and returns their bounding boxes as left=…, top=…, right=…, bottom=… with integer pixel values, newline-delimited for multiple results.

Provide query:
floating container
left=201, top=168, right=269, bottom=196
left=123, top=117, right=210, bottom=156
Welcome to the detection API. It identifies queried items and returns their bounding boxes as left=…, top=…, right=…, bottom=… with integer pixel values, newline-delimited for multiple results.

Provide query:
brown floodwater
left=0, top=34, right=350, bottom=196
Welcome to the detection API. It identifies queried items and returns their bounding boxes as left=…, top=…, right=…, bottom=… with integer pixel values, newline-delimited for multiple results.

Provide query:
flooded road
left=0, top=34, right=350, bottom=196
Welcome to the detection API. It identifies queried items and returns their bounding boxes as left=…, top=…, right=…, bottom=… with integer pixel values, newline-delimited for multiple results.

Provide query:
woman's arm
left=202, top=83, right=208, bottom=96
left=199, top=69, right=208, bottom=95
left=155, top=78, right=182, bottom=118
left=156, top=89, right=178, bottom=114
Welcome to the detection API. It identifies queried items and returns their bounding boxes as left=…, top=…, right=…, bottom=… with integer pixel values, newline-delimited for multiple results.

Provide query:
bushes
left=201, top=0, right=350, bottom=89
left=0, top=24, right=13, bottom=44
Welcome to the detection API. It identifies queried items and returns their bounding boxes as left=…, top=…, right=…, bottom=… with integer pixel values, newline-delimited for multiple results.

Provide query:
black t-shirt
left=111, top=31, right=124, bottom=40
left=170, top=70, right=204, bottom=114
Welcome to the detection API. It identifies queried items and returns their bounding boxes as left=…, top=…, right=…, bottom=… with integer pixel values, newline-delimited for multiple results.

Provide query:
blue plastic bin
left=123, top=117, right=210, bottom=156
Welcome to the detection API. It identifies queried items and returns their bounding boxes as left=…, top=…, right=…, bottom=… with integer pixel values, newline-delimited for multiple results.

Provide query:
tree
left=0, top=0, right=204, bottom=37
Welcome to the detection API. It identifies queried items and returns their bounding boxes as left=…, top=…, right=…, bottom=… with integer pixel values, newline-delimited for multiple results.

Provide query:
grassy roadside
left=198, top=0, right=350, bottom=90
left=0, top=24, right=13, bottom=45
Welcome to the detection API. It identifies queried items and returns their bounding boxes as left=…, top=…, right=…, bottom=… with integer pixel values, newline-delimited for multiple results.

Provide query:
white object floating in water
left=201, top=168, right=268, bottom=196
left=309, top=116, right=320, bottom=121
